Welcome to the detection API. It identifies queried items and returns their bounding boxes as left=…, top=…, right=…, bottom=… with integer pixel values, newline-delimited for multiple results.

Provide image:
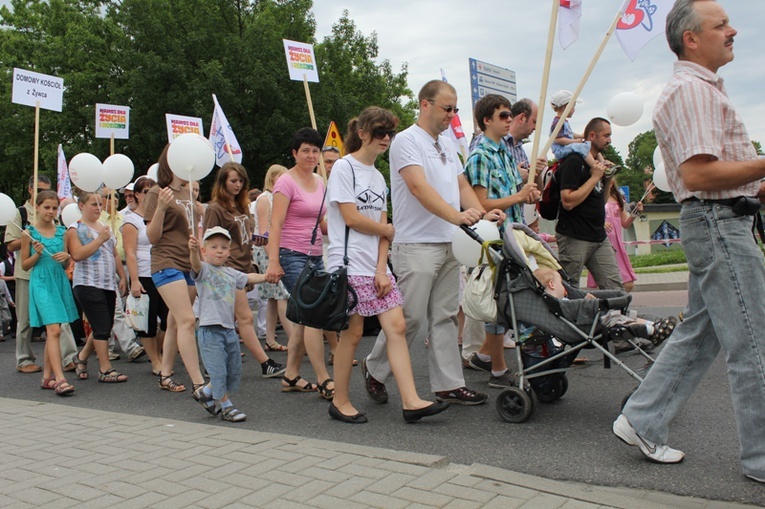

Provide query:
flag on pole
left=558, top=0, right=582, bottom=50
left=323, top=121, right=344, bottom=155
left=440, top=69, right=469, bottom=161
left=615, top=0, right=671, bottom=61
left=56, top=144, right=72, bottom=200
left=209, top=94, right=242, bottom=167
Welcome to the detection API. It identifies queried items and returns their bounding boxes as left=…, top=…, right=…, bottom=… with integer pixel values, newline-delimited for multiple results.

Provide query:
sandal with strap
left=221, top=406, right=247, bottom=422
left=318, top=378, right=335, bottom=401
left=98, top=369, right=128, bottom=383
left=281, top=375, right=317, bottom=393
left=54, top=379, right=75, bottom=395
left=192, top=384, right=220, bottom=415
left=649, top=316, right=678, bottom=346
left=41, top=376, right=56, bottom=390
left=158, top=374, right=186, bottom=392
left=74, top=353, right=88, bottom=380
left=264, top=341, right=288, bottom=352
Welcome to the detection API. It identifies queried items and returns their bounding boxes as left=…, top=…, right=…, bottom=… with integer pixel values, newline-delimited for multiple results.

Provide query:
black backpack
left=537, top=161, right=561, bottom=220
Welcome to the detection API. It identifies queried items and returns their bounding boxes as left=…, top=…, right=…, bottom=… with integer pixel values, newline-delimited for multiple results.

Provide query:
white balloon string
left=629, top=183, right=655, bottom=217
left=188, top=171, right=194, bottom=234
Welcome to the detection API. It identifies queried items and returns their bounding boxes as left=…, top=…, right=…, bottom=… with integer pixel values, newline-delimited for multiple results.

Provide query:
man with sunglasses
left=362, top=80, right=505, bottom=407
left=4, top=175, right=79, bottom=373
left=462, top=94, right=540, bottom=388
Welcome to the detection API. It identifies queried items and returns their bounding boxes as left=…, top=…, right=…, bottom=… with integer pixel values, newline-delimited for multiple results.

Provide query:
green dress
left=28, top=225, right=79, bottom=327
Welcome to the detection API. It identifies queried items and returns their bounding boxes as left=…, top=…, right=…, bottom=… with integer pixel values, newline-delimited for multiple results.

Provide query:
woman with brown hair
left=203, top=162, right=285, bottom=378
left=143, top=146, right=213, bottom=414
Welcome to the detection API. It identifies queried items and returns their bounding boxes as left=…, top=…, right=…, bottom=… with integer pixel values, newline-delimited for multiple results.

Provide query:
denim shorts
left=151, top=268, right=195, bottom=288
left=279, top=248, right=323, bottom=294
left=484, top=322, right=507, bottom=335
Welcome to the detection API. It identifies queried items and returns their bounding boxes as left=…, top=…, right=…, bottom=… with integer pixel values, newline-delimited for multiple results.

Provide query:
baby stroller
left=461, top=223, right=657, bottom=423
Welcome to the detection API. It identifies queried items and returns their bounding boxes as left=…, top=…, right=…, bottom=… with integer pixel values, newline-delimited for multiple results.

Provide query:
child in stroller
left=486, top=223, right=677, bottom=422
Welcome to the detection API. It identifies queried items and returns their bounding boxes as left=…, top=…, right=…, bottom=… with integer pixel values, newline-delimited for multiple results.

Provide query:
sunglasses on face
left=498, top=111, right=512, bottom=120
left=428, top=100, right=459, bottom=114
left=371, top=127, right=397, bottom=141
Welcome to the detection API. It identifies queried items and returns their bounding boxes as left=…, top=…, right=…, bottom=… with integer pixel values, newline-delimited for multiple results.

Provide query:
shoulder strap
left=18, top=206, right=28, bottom=230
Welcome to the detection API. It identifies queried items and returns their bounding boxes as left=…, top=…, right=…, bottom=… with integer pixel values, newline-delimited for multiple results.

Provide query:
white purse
left=462, top=241, right=502, bottom=323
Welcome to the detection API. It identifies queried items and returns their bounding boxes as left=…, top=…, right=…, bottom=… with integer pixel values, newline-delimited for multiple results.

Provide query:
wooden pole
left=303, top=74, right=327, bottom=181
left=540, top=8, right=625, bottom=160
left=188, top=170, right=195, bottom=234
left=32, top=102, right=40, bottom=224
left=110, top=132, right=115, bottom=156
left=528, top=0, right=560, bottom=185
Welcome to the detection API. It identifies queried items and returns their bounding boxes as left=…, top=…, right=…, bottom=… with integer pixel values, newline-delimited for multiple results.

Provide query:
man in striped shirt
left=613, top=0, right=765, bottom=483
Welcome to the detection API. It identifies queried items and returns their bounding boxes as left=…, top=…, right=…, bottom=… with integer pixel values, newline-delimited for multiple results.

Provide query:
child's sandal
left=650, top=316, right=678, bottom=346
left=192, top=384, right=219, bottom=415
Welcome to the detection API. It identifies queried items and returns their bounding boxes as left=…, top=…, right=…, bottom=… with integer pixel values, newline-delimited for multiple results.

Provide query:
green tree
left=624, top=129, right=674, bottom=204
left=0, top=0, right=415, bottom=203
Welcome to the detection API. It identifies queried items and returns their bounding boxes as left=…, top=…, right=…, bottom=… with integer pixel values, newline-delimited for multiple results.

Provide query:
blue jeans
left=624, top=202, right=765, bottom=478
left=279, top=248, right=323, bottom=294
left=197, top=325, right=241, bottom=401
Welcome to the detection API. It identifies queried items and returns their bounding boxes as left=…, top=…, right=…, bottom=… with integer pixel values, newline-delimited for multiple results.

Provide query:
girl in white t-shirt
left=325, top=106, right=449, bottom=424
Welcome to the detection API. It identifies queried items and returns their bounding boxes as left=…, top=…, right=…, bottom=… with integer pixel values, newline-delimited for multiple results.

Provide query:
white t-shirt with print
left=390, top=124, right=462, bottom=243
left=326, top=156, right=390, bottom=276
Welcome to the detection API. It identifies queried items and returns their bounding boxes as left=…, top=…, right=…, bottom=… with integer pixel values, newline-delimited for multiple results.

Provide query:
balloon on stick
left=167, top=133, right=215, bottom=231
left=607, top=92, right=643, bottom=126
left=0, top=193, right=17, bottom=226
left=652, top=162, right=671, bottom=192
left=451, top=220, right=501, bottom=268
left=60, top=203, right=82, bottom=227
left=102, top=154, right=135, bottom=189
left=653, top=145, right=664, bottom=169
left=69, top=153, right=103, bottom=192
left=146, top=163, right=159, bottom=181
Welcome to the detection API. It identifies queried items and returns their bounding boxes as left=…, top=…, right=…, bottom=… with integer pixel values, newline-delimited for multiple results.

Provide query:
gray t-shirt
left=192, top=262, right=248, bottom=329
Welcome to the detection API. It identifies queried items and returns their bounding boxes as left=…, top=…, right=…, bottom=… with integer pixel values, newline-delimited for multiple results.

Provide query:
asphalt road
left=1, top=290, right=762, bottom=506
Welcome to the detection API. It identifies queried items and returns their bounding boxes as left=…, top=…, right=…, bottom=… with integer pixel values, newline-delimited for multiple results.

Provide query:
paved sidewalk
left=1, top=398, right=756, bottom=509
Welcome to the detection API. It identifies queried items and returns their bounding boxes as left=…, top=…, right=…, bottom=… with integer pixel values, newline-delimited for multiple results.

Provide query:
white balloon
left=652, top=145, right=664, bottom=169
left=452, top=220, right=501, bottom=268
left=69, top=153, right=103, bottom=192
left=60, top=203, right=82, bottom=227
left=102, top=154, right=135, bottom=189
left=146, top=163, right=159, bottom=182
left=167, top=133, right=215, bottom=182
left=652, top=162, right=671, bottom=192
left=607, top=92, right=644, bottom=127
left=0, top=193, right=17, bottom=226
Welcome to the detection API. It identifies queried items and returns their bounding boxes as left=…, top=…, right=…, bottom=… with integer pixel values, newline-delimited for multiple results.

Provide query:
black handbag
left=286, top=167, right=358, bottom=331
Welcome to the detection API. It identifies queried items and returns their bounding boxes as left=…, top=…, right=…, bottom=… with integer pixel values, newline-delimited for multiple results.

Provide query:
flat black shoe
left=403, top=400, right=450, bottom=423
left=328, top=402, right=368, bottom=424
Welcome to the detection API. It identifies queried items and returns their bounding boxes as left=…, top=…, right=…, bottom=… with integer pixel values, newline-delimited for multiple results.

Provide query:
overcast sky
left=312, top=0, right=765, bottom=158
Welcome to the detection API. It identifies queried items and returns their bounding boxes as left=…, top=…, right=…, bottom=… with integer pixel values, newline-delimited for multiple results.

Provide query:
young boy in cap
left=189, top=226, right=266, bottom=422
left=549, top=90, right=606, bottom=172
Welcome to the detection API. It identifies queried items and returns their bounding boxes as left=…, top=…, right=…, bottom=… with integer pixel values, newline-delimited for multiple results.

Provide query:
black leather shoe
left=403, top=400, right=450, bottom=423
left=328, top=402, right=368, bottom=424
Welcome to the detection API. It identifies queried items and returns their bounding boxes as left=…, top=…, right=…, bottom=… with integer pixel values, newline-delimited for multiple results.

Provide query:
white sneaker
left=613, top=414, right=685, bottom=464
left=503, top=331, right=516, bottom=349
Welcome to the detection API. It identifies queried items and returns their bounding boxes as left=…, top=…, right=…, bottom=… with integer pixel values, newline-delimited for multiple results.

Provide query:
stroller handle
left=460, top=224, right=503, bottom=253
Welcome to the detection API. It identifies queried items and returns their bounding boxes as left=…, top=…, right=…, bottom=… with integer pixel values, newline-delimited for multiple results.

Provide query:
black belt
left=681, top=197, right=739, bottom=207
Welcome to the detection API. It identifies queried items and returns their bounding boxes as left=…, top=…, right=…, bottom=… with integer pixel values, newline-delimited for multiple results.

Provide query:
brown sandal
left=98, top=369, right=128, bottom=383
left=74, top=353, right=88, bottom=380
left=265, top=341, right=288, bottom=352
left=41, top=376, right=56, bottom=390
left=54, top=379, right=75, bottom=395
left=158, top=374, right=186, bottom=392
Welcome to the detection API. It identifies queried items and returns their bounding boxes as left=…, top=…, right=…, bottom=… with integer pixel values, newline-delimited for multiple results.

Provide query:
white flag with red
left=209, top=94, right=243, bottom=167
left=439, top=69, right=469, bottom=160
left=615, top=0, right=672, bottom=61
left=558, top=0, right=582, bottom=50
left=56, top=144, right=73, bottom=200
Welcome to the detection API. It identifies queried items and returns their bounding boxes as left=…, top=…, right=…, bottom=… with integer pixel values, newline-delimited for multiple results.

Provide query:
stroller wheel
left=535, top=375, right=569, bottom=403
left=496, top=387, right=533, bottom=423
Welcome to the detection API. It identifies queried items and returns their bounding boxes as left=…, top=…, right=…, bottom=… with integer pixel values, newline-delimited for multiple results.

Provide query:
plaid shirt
left=464, top=135, right=524, bottom=228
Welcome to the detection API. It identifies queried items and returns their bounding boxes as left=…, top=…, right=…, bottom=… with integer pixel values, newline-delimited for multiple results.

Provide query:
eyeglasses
left=433, top=141, right=448, bottom=165
left=321, top=146, right=340, bottom=154
left=371, top=127, right=397, bottom=141
left=427, top=100, right=459, bottom=114
left=498, top=111, right=512, bottom=120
